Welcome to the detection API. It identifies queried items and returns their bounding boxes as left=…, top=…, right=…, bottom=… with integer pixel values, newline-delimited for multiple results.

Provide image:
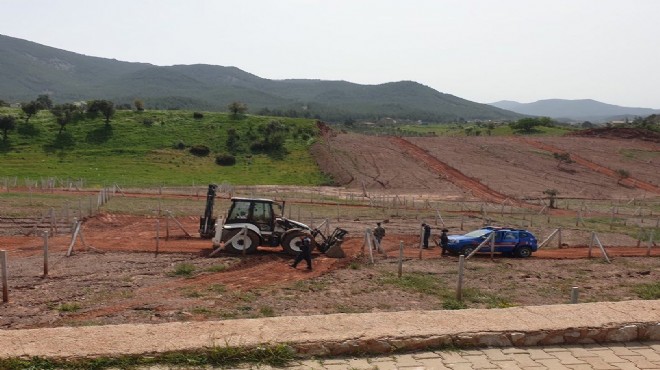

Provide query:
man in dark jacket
left=422, top=223, right=431, bottom=249
left=374, top=222, right=385, bottom=245
left=291, top=235, right=313, bottom=271
left=440, top=228, right=449, bottom=255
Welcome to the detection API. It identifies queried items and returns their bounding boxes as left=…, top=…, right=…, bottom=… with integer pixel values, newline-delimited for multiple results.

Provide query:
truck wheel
left=460, top=246, right=475, bottom=256
left=282, top=231, right=313, bottom=256
left=515, top=246, right=532, bottom=258
left=223, top=229, right=259, bottom=254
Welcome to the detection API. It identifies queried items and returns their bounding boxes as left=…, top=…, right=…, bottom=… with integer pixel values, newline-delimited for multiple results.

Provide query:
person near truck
left=374, top=222, right=385, bottom=245
left=422, top=223, right=432, bottom=249
left=291, top=235, right=313, bottom=271
left=440, top=228, right=449, bottom=255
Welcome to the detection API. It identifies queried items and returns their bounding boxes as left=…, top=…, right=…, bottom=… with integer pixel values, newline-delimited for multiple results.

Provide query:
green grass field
left=0, top=108, right=329, bottom=187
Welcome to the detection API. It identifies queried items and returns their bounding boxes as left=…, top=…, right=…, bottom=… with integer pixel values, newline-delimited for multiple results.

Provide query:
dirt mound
left=569, top=127, right=660, bottom=143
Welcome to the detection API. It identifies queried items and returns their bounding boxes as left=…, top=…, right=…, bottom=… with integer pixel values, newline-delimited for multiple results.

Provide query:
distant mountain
left=0, top=34, right=521, bottom=122
left=489, top=99, right=660, bottom=123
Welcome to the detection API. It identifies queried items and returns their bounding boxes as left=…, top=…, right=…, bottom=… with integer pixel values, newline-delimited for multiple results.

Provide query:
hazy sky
left=1, top=0, right=659, bottom=108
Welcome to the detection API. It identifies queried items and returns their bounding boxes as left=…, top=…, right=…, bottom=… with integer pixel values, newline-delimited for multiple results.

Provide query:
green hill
left=0, top=107, right=328, bottom=187
left=0, top=34, right=521, bottom=122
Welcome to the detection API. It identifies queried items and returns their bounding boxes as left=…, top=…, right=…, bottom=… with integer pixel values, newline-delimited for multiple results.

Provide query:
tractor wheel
left=281, top=231, right=314, bottom=256
left=223, top=229, right=259, bottom=254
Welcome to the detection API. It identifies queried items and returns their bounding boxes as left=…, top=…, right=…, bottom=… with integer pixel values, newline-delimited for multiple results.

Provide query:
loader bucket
left=324, top=240, right=346, bottom=258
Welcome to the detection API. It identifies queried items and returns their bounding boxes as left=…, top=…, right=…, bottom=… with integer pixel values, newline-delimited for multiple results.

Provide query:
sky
left=1, top=0, right=659, bottom=108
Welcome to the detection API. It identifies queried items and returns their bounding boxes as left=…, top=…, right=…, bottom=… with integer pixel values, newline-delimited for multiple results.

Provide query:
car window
left=504, top=232, right=516, bottom=241
left=464, top=229, right=491, bottom=238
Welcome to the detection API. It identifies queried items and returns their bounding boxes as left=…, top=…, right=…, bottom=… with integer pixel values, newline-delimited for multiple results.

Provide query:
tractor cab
left=226, top=197, right=281, bottom=233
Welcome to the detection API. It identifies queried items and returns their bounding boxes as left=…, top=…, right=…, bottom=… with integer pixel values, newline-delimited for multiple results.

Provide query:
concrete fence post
left=397, top=241, right=403, bottom=278
left=43, top=231, right=49, bottom=278
left=570, top=286, right=579, bottom=304
left=1, top=250, right=8, bottom=303
left=457, top=255, right=465, bottom=301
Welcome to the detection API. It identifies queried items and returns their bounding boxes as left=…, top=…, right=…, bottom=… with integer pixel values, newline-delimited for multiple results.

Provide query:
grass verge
left=0, top=344, right=294, bottom=370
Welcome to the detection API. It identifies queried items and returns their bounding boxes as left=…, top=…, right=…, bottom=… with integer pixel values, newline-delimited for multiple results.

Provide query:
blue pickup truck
left=445, top=227, right=538, bottom=258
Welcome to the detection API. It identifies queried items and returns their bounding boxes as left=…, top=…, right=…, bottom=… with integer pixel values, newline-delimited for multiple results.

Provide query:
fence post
left=397, top=241, right=403, bottom=278
left=558, top=228, right=562, bottom=248
left=570, top=286, right=579, bottom=304
left=155, top=219, right=160, bottom=257
left=456, top=255, right=465, bottom=301
left=43, top=231, right=49, bottom=278
left=648, top=230, right=655, bottom=257
left=242, top=226, right=247, bottom=256
left=490, top=232, right=495, bottom=261
left=165, top=213, right=170, bottom=241
left=1, top=250, right=8, bottom=303
left=366, top=229, right=374, bottom=264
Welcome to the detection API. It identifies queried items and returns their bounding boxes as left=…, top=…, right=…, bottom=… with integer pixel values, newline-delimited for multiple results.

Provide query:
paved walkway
left=286, top=341, right=660, bottom=369
left=1, top=300, right=659, bottom=369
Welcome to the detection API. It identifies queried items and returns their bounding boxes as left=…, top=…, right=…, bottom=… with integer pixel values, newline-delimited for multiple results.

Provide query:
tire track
left=518, top=138, right=660, bottom=194
left=389, top=137, right=534, bottom=207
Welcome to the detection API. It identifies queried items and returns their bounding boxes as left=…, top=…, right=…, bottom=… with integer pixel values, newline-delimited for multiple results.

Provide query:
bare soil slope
left=312, top=132, right=659, bottom=200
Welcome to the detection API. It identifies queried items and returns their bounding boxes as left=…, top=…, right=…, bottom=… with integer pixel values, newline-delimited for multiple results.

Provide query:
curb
left=1, top=300, right=658, bottom=359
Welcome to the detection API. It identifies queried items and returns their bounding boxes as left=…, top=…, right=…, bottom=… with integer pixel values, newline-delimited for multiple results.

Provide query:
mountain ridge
left=489, top=99, right=660, bottom=123
left=0, top=34, right=519, bottom=122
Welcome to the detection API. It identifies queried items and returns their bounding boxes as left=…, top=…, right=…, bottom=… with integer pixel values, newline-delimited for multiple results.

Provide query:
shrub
left=57, top=302, right=81, bottom=312
left=442, top=298, right=467, bottom=310
left=190, top=145, right=210, bottom=157
left=193, top=112, right=204, bottom=119
left=170, top=263, right=196, bottom=277
left=215, top=153, right=236, bottom=166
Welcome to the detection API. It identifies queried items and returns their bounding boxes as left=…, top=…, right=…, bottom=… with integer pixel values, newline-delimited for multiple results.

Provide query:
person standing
left=374, top=222, right=385, bottom=245
left=440, top=228, right=449, bottom=255
left=291, top=235, right=313, bottom=271
left=422, top=223, right=431, bottom=249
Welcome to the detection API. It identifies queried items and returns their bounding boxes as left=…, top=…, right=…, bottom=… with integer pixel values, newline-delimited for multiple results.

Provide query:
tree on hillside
left=0, top=99, right=9, bottom=108
left=615, top=169, right=630, bottom=185
left=485, top=122, right=496, bottom=136
left=0, top=115, right=17, bottom=141
left=228, top=101, right=248, bottom=118
left=87, top=100, right=116, bottom=125
left=133, top=99, right=145, bottom=112
left=510, top=117, right=553, bottom=133
left=21, top=101, right=42, bottom=124
left=251, top=120, right=288, bottom=153
left=226, top=128, right=240, bottom=154
left=636, top=114, right=660, bottom=131
left=36, top=94, right=54, bottom=109
left=543, top=189, right=559, bottom=209
left=51, top=103, right=82, bottom=134
left=553, top=152, right=574, bottom=169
